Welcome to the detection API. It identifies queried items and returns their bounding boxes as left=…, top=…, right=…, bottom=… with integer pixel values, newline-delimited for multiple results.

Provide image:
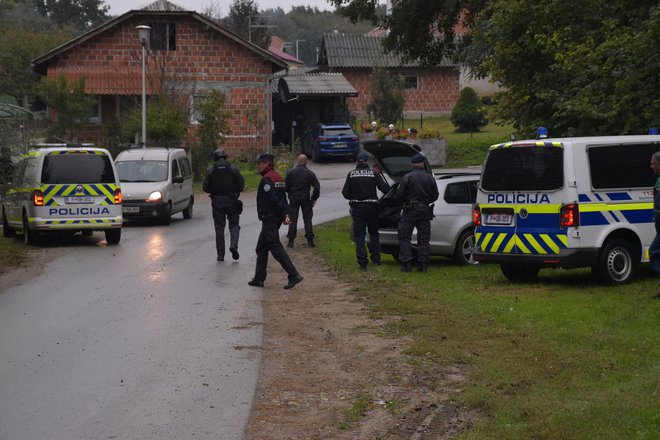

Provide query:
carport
left=272, top=73, right=358, bottom=148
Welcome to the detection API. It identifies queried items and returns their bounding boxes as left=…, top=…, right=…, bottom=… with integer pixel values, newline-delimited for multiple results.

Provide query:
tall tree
left=366, top=67, right=405, bottom=124
left=38, top=75, right=96, bottom=141
left=222, top=0, right=270, bottom=49
left=32, top=0, right=110, bottom=31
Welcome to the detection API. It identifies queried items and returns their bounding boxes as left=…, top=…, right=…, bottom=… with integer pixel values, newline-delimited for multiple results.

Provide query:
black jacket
left=285, top=164, right=320, bottom=202
left=203, top=159, right=245, bottom=198
left=342, top=163, right=390, bottom=203
left=257, top=165, right=288, bottom=222
left=396, top=168, right=439, bottom=205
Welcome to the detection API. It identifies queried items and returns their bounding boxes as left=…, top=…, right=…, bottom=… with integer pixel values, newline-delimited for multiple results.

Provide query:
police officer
left=203, top=148, right=245, bottom=262
left=397, top=153, right=439, bottom=272
left=248, top=153, right=304, bottom=290
left=649, top=151, right=660, bottom=299
left=342, top=152, right=390, bottom=270
left=285, top=154, right=320, bottom=248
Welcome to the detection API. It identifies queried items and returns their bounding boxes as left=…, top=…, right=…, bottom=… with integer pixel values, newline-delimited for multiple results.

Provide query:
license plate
left=332, top=142, right=347, bottom=148
left=64, top=196, right=93, bottom=204
left=123, top=206, right=139, bottom=213
left=485, top=213, right=512, bottom=225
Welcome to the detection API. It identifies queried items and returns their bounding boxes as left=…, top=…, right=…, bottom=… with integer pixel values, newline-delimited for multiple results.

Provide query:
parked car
left=114, top=147, right=193, bottom=225
left=302, top=123, right=360, bottom=162
left=362, top=139, right=480, bottom=265
left=2, top=143, right=122, bottom=245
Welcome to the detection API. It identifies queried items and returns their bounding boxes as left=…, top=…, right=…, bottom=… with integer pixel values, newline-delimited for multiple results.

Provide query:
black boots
left=417, top=263, right=428, bottom=272
left=307, top=238, right=315, bottom=247
left=287, top=238, right=294, bottom=248
left=400, top=262, right=413, bottom=272
left=230, top=246, right=239, bottom=260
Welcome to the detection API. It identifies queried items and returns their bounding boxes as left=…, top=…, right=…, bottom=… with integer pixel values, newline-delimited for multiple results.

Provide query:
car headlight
left=147, top=191, right=162, bottom=202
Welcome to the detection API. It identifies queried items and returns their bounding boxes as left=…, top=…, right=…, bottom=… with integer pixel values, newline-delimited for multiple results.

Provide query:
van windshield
left=41, top=153, right=115, bottom=184
left=116, top=160, right=168, bottom=182
left=481, top=145, right=563, bottom=191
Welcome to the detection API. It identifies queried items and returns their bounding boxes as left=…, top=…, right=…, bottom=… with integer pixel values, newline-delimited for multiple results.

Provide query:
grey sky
left=105, top=0, right=334, bottom=16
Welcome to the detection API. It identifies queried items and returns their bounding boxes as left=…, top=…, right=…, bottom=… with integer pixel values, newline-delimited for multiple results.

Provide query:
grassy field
left=314, top=217, right=659, bottom=439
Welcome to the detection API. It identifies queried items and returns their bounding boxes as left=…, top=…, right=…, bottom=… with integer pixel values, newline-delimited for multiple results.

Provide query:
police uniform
left=285, top=162, right=320, bottom=247
left=396, top=153, right=439, bottom=272
left=649, top=153, right=660, bottom=298
left=203, top=149, right=245, bottom=261
left=249, top=153, right=303, bottom=289
left=342, top=153, right=390, bottom=270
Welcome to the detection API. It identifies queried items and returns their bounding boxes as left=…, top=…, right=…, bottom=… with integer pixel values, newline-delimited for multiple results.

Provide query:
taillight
left=114, top=188, right=122, bottom=204
left=33, top=190, right=44, bottom=206
left=318, top=137, right=328, bottom=141
left=473, top=204, right=481, bottom=226
left=560, top=204, right=579, bottom=227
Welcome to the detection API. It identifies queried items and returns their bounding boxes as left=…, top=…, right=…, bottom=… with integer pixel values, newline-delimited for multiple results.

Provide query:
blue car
left=303, top=123, right=359, bottom=162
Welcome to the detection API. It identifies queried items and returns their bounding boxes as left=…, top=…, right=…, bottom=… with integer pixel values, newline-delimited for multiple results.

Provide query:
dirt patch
left=0, top=244, right=62, bottom=294
left=245, top=245, right=476, bottom=439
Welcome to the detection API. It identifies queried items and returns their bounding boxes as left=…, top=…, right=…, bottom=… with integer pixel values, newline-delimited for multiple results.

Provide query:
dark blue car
left=303, top=123, right=359, bottom=162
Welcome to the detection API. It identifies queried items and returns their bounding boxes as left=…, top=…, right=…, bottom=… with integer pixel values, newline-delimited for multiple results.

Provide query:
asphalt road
left=0, top=160, right=355, bottom=440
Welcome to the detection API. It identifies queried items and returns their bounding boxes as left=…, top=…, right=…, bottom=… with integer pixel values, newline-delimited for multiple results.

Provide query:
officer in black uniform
left=285, top=154, right=321, bottom=248
left=248, top=153, right=304, bottom=289
left=342, top=152, right=390, bottom=270
left=203, top=148, right=245, bottom=262
left=397, top=153, right=439, bottom=272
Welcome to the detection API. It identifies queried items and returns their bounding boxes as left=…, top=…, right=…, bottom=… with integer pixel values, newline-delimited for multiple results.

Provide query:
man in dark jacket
left=649, top=151, right=660, bottom=299
left=203, top=149, right=245, bottom=262
left=396, top=153, right=439, bottom=272
left=342, top=152, right=390, bottom=270
left=285, top=154, right=320, bottom=248
left=248, top=153, right=304, bottom=290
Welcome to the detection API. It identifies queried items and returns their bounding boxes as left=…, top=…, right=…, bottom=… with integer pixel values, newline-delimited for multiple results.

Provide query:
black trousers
left=211, top=195, right=240, bottom=259
left=253, top=217, right=300, bottom=282
left=398, top=207, right=432, bottom=264
left=287, top=197, right=314, bottom=240
left=351, top=203, right=380, bottom=266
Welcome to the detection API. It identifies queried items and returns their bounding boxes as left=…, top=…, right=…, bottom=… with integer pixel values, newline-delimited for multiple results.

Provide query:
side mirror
left=172, top=176, right=184, bottom=184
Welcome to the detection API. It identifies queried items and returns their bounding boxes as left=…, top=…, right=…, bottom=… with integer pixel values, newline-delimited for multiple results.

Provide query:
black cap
left=356, top=152, right=369, bottom=162
left=410, top=153, right=425, bottom=163
left=256, top=152, right=274, bottom=163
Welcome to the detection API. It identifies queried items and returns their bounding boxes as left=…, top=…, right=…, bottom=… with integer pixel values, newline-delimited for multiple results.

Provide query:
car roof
left=28, top=144, right=109, bottom=155
left=116, top=147, right=184, bottom=161
left=318, top=123, right=352, bottom=129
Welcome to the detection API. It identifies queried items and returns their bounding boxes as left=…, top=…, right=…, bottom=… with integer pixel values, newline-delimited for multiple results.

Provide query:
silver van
left=114, top=147, right=194, bottom=225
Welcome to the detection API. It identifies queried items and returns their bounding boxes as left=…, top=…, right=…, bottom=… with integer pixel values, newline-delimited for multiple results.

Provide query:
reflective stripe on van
left=41, top=184, right=119, bottom=206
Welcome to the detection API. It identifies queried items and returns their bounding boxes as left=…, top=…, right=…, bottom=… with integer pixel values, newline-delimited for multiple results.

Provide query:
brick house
left=31, top=0, right=286, bottom=154
left=316, top=31, right=460, bottom=118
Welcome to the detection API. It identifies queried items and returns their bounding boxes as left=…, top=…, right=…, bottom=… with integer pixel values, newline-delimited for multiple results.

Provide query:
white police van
left=1, top=144, right=123, bottom=245
left=473, top=132, right=660, bottom=284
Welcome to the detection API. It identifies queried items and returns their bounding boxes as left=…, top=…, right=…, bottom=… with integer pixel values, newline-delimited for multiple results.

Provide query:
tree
left=366, top=67, right=405, bottom=125
left=38, top=74, right=96, bottom=141
left=222, top=0, right=270, bottom=49
left=192, top=89, right=232, bottom=179
left=450, top=87, right=487, bottom=133
left=33, top=0, right=110, bottom=31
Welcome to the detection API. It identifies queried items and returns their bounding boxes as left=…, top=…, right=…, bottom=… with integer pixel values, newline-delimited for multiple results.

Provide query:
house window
left=189, top=95, right=202, bottom=125
left=150, top=22, right=176, bottom=51
left=88, top=97, right=101, bottom=124
left=403, top=76, right=418, bottom=90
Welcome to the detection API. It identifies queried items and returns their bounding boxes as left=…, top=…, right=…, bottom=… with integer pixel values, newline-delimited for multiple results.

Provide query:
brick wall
left=45, top=15, right=276, bottom=155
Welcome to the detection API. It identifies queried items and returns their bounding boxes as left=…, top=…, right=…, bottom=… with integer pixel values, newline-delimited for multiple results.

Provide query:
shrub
left=451, top=87, right=488, bottom=133
left=418, top=127, right=438, bottom=139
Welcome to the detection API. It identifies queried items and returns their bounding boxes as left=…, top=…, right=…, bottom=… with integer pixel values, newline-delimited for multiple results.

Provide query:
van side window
left=444, top=182, right=471, bottom=204
left=178, top=157, right=191, bottom=179
left=588, top=143, right=658, bottom=189
left=171, top=158, right=181, bottom=179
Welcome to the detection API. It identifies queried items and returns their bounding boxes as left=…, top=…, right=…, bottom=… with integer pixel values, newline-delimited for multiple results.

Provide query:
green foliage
left=222, top=0, right=270, bottom=48
left=38, top=74, right=96, bottom=142
left=33, top=0, right=110, bottom=31
left=450, top=87, right=488, bottom=133
left=192, top=89, right=232, bottom=180
left=315, top=217, right=660, bottom=439
left=122, top=97, right=188, bottom=146
left=366, top=67, right=405, bottom=125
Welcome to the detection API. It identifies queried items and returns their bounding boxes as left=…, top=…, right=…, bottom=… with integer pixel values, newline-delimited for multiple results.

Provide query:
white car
left=362, top=139, right=480, bottom=265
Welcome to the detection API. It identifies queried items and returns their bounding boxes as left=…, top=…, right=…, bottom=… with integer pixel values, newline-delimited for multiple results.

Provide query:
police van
left=1, top=144, right=123, bottom=245
left=473, top=133, right=660, bottom=284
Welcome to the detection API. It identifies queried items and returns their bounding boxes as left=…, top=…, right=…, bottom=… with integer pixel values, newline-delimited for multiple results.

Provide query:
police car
left=363, top=139, right=480, bottom=265
left=1, top=144, right=123, bottom=245
left=473, top=131, right=660, bottom=284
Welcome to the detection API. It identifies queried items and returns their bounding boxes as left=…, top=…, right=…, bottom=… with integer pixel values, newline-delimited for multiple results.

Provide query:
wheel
left=591, top=239, right=637, bottom=284
left=453, top=229, right=478, bottom=266
left=500, top=263, right=540, bottom=282
left=182, top=197, right=193, bottom=219
left=105, top=228, right=121, bottom=245
left=161, top=202, right=172, bottom=225
left=22, top=213, right=39, bottom=245
left=2, top=207, right=15, bottom=238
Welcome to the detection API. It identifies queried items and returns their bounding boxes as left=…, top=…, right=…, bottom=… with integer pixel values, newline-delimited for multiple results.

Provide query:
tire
left=105, top=228, right=121, bottom=245
left=2, top=207, right=15, bottom=238
left=161, top=202, right=172, bottom=225
left=500, top=263, right=540, bottom=283
left=453, top=229, right=478, bottom=266
left=182, top=197, right=193, bottom=219
left=22, top=213, right=39, bottom=245
left=591, top=239, right=637, bottom=284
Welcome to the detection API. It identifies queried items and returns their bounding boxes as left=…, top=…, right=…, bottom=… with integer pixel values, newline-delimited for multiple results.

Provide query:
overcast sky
left=105, top=0, right=335, bottom=16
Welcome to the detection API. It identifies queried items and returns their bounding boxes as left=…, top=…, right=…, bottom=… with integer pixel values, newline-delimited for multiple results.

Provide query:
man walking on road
left=248, top=153, right=304, bottom=290
left=342, top=152, right=390, bottom=271
left=396, top=153, right=439, bottom=272
left=285, top=154, right=320, bottom=248
left=203, top=148, right=245, bottom=262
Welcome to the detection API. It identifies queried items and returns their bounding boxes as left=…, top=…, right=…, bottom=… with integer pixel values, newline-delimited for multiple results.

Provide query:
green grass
left=0, top=235, right=27, bottom=274
left=315, top=217, right=660, bottom=439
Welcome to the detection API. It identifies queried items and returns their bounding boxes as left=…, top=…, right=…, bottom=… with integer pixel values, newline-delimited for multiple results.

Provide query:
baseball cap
left=256, top=152, right=274, bottom=163
left=356, top=152, right=369, bottom=162
left=410, top=153, right=425, bottom=163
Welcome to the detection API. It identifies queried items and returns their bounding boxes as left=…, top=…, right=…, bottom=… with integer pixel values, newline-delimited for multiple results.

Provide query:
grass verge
left=314, top=217, right=660, bottom=439
left=0, top=235, right=27, bottom=275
